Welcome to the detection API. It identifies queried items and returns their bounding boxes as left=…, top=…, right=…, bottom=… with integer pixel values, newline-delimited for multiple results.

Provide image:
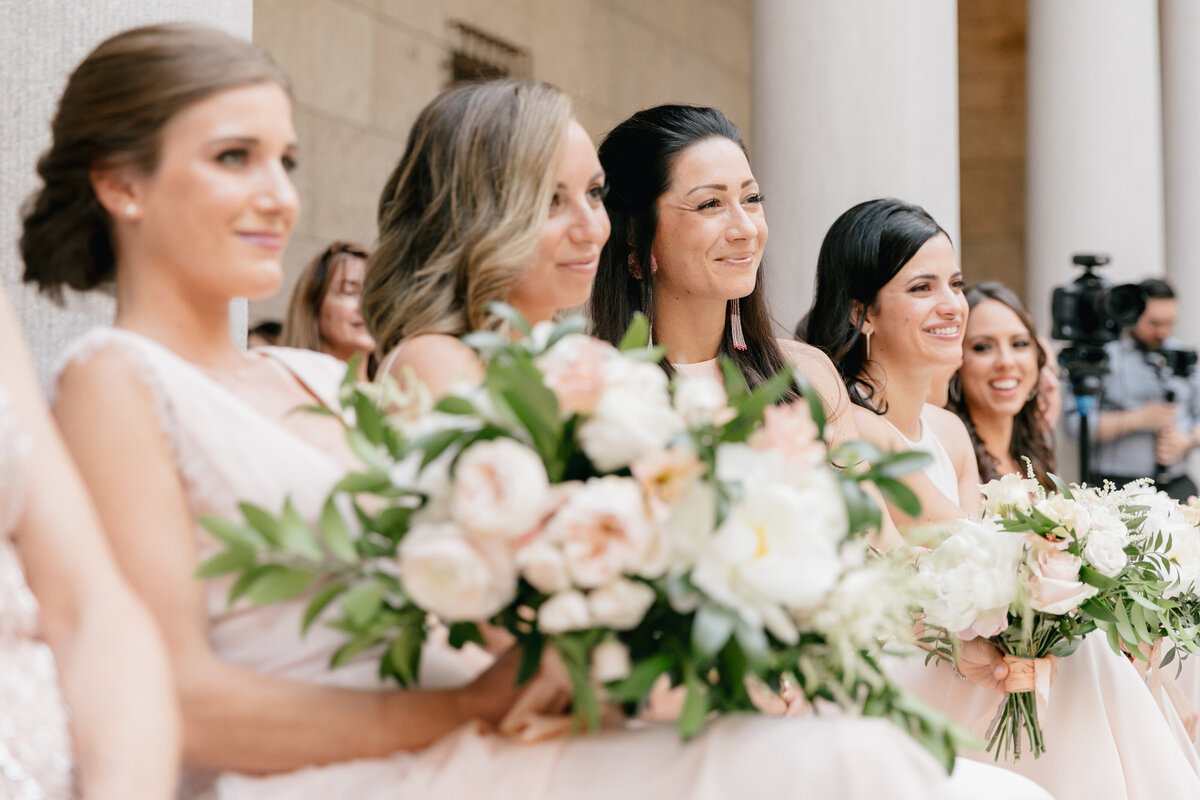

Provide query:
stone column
left=1, top=0, right=252, bottom=386
left=1161, top=0, right=1200, bottom=344
left=752, top=0, right=960, bottom=335
left=1025, top=0, right=1164, bottom=336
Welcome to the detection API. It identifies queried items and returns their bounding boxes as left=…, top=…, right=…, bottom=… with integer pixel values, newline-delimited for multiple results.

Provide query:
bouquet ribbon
left=1001, top=653, right=1058, bottom=715
left=1137, top=641, right=1198, bottom=739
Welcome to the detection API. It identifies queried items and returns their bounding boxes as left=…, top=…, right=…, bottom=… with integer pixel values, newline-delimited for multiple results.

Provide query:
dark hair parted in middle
left=590, top=104, right=797, bottom=399
left=949, top=281, right=1056, bottom=489
left=805, top=197, right=949, bottom=411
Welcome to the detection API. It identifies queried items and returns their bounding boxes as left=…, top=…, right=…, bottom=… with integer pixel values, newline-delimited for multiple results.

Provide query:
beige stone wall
left=958, top=0, right=1027, bottom=299
left=251, top=0, right=753, bottom=324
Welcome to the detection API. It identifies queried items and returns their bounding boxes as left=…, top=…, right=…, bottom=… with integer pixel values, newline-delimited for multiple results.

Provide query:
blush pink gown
left=0, top=387, right=74, bottom=799
left=60, top=328, right=1050, bottom=800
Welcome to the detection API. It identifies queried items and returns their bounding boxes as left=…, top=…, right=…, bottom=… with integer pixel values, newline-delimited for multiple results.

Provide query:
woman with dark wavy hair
left=948, top=282, right=1056, bottom=488
left=589, top=104, right=856, bottom=446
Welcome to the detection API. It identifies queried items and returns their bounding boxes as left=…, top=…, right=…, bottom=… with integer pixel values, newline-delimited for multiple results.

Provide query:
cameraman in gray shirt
left=1071, top=279, right=1200, bottom=500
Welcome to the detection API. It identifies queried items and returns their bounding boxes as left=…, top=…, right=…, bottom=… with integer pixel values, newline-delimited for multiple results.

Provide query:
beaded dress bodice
left=0, top=387, right=73, bottom=799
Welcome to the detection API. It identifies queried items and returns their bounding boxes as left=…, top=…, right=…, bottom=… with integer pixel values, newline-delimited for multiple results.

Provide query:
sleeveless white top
left=881, top=409, right=960, bottom=505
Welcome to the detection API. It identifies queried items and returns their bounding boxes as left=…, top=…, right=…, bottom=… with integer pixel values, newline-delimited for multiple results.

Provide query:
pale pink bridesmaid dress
left=0, top=387, right=74, bottom=799
left=59, top=327, right=1050, bottom=800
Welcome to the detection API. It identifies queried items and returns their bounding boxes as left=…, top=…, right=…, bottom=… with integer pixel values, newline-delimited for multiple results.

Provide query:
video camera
left=1051, top=254, right=1146, bottom=398
left=1151, top=348, right=1198, bottom=379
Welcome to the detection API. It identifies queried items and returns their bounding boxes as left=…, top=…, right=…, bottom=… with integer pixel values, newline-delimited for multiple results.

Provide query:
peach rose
left=451, top=438, right=550, bottom=540
left=748, top=404, right=826, bottom=469
left=1026, top=537, right=1097, bottom=614
left=536, top=334, right=614, bottom=416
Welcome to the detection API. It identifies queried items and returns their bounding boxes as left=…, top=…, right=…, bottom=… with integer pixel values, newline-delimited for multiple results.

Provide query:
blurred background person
left=283, top=241, right=374, bottom=378
left=946, top=282, right=1056, bottom=489
left=247, top=319, right=283, bottom=348
left=1075, top=278, right=1200, bottom=500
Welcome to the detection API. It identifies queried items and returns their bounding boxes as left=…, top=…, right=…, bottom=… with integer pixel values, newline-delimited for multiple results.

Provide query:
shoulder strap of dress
left=376, top=345, right=403, bottom=383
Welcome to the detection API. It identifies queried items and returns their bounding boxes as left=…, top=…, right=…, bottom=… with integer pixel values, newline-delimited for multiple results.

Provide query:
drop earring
left=864, top=330, right=871, bottom=361
left=730, top=299, right=747, bottom=351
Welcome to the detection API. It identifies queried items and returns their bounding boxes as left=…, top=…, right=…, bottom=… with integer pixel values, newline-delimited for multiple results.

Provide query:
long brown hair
left=362, top=79, right=572, bottom=359
left=948, top=281, right=1056, bottom=488
left=21, top=23, right=289, bottom=301
left=589, top=104, right=798, bottom=401
left=283, top=241, right=369, bottom=351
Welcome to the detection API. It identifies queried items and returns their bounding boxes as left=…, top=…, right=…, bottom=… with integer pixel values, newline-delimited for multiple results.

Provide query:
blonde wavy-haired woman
left=362, top=79, right=609, bottom=394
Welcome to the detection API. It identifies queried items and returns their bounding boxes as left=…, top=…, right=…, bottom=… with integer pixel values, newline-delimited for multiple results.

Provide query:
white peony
left=919, top=518, right=1024, bottom=640
left=690, top=483, right=846, bottom=644
left=451, top=438, right=549, bottom=540
left=591, top=638, right=633, bottom=683
left=813, top=559, right=917, bottom=650
left=577, top=358, right=684, bottom=472
left=587, top=578, right=656, bottom=630
left=538, top=589, right=593, bottom=633
left=672, top=374, right=735, bottom=428
left=399, top=523, right=517, bottom=622
left=543, top=477, right=666, bottom=587
left=979, top=473, right=1038, bottom=516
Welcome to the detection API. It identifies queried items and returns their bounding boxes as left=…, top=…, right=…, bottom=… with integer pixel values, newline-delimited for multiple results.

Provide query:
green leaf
left=199, top=516, right=264, bottom=549
left=605, top=654, right=673, bottom=702
left=839, top=478, right=882, bottom=536
left=409, top=428, right=466, bottom=470
left=724, top=366, right=795, bottom=439
left=447, top=622, right=486, bottom=649
left=794, top=371, right=827, bottom=435
left=693, top=604, right=737, bottom=656
left=486, top=361, right=563, bottom=468
left=319, top=497, right=359, bottom=563
left=435, top=395, right=479, bottom=416
left=1112, top=600, right=1139, bottom=647
left=1047, top=472, right=1074, bottom=499
left=331, top=631, right=384, bottom=668
left=345, top=427, right=391, bottom=473
left=461, top=331, right=509, bottom=355
left=247, top=566, right=317, bottom=604
left=1080, top=597, right=1117, bottom=623
left=517, top=633, right=546, bottom=686
left=278, top=498, right=322, bottom=560
left=485, top=302, right=533, bottom=337
left=1079, top=565, right=1120, bottom=591
left=872, top=450, right=934, bottom=480
left=618, top=313, right=652, bottom=351
left=194, top=546, right=255, bottom=579
left=385, top=629, right=425, bottom=684
left=334, top=471, right=393, bottom=494
left=677, top=666, right=710, bottom=740
left=228, top=565, right=269, bottom=605
left=719, top=357, right=750, bottom=400
left=341, top=581, right=385, bottom=627
left=542, top=316, right=590, bottom=351
left=301, top=580, right=348, bottom=634
left=353, top=391, right=386, bottom=444
left=874, top=477, right=923, bottom=519
left=238, top=502, right=282, bottom=546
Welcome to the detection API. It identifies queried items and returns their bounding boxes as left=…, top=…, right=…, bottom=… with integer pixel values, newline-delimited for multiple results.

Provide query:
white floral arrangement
left=201, top=308, right=968, bottom=769
left=919, top=472, right=1200, bottom=760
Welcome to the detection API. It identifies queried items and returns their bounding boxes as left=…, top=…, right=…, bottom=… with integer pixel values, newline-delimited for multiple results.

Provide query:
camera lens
left=1100, top=284, right=1146, bottom=328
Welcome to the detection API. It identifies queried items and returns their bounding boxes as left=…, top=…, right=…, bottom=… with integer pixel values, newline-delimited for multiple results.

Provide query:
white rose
left=1034, top=495, right=1090, bottom=540
left=515, top=539, right=571, bottom=594
left=577, top=360, right=684, bottom=471
left=813, top=559, right=917, bottom=649
left=919, top=518, right=1023, bottom=639
left=588, top=578, right=656, bottom=630
left=543, top=477, right=664, bottom=587
left=672, top=374, right=734, bottom=428
left=979, top=473, right=1038, bottom=516
left=538, top=590, right=593, bottom=633
left=591, top=638, right=633, bottom=684
left=1081, top=506, right=1129, bottom=577
left=399, top=523, right=517, bottom=622
left=452, top=438, right=549, bottom=540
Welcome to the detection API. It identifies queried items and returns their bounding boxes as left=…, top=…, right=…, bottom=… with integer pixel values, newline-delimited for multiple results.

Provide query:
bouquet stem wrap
left=984, top=654, right=1057, bottom=760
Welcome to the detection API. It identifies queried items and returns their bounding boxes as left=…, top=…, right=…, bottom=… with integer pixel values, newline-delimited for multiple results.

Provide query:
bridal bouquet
left=919, top=472, right=1200, bottom=760
left=201, top=308, right=968, bottom=769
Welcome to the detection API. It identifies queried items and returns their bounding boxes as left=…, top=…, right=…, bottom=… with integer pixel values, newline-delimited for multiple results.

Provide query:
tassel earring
left=730, top=299, right=747, bottom=351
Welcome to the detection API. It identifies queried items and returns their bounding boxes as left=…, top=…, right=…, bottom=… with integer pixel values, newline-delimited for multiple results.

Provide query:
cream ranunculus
left=538, top=589, right=593, bottom=634
left=587, top=578, right=656, bottom=630
left=919, top=518, right=1024, bottom=640
left=979, top=473, right=1039, bottom=516
left=577, top=359, right=684, bottom=472
left=543, top=476, right=665, bottom=587
left=1026, top=537, right=1098, bottom=614
left=591, top=637, right=633, bottom=683
left=514, top=538, right=571, bottom=594
left=535, top=333, right=615, bottom=416
left=399, top=522, right=517, bottom=622
left=451, top=438, right=550, bottom=540
left=690, top=483, right=846, bottom=644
